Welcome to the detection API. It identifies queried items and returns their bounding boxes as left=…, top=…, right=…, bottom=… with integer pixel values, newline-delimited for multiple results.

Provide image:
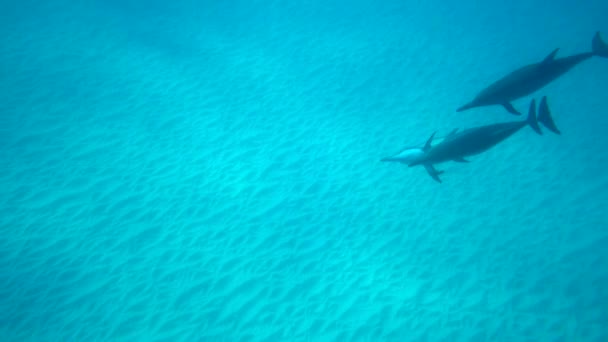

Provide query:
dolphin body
left=386, top=97, right=559, bottom=183
left=458, top=32, right=608, bottom=115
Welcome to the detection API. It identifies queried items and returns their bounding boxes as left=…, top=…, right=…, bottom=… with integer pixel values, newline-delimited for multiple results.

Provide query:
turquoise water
left=1, top=1, right=607, bottom=341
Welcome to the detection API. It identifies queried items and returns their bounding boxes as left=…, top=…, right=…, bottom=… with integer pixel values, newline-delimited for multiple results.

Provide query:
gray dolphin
left=458, top=32, right=608, bottom=115
left=400, top=97, right=559, bottom=182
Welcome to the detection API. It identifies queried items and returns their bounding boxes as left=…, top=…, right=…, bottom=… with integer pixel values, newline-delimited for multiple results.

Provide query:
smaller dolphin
left=381, top=135, right=451, bottom=182
left=458, top=32, right=608, bottom=115
left=383, top=97, right=559, bottom=182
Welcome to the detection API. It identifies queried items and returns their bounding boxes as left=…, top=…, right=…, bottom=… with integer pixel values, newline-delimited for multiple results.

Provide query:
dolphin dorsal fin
left=541, top=48, right=560, bottom=65
left=423, top=132, right=436, bottom=152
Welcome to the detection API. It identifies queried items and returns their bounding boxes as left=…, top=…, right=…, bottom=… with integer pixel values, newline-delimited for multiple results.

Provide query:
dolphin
left=457, top=32, right=608, bottom=115
left=399, top=97, right=559, bottom=182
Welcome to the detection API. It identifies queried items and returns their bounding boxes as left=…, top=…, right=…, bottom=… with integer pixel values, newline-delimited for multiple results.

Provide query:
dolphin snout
left=457, top=102, right=476, bottom=112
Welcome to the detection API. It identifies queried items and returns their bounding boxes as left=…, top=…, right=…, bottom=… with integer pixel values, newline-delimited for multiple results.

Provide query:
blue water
left=1, top=0, right=607, bottom=341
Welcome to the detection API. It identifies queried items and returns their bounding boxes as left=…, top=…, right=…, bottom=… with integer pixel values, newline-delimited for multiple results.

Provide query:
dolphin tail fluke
left=538, top=96, right=561, bottom=135
left=592, top=31, right=608, bottom=57
left=526, top=99, right=542, bottom=135
left=424, top=164, right=443, bottom=183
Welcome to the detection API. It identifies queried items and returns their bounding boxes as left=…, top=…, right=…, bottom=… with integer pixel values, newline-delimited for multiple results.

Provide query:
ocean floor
left=1, top=0, right=607, bottom=341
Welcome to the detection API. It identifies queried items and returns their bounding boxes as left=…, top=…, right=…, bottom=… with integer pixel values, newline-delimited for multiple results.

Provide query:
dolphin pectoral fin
left=502, top=102, right=521, bottom=115
left=424, top=164, right=443, bottom=183
left=541, top=48, right=560, bottom=65
left=453, top=157, right=469, bottom=163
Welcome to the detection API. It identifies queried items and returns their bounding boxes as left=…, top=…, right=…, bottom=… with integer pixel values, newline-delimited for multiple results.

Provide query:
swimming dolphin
left=457, top=32, right=608, bottom=115
left=402, top=97, right=559, bottom=182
